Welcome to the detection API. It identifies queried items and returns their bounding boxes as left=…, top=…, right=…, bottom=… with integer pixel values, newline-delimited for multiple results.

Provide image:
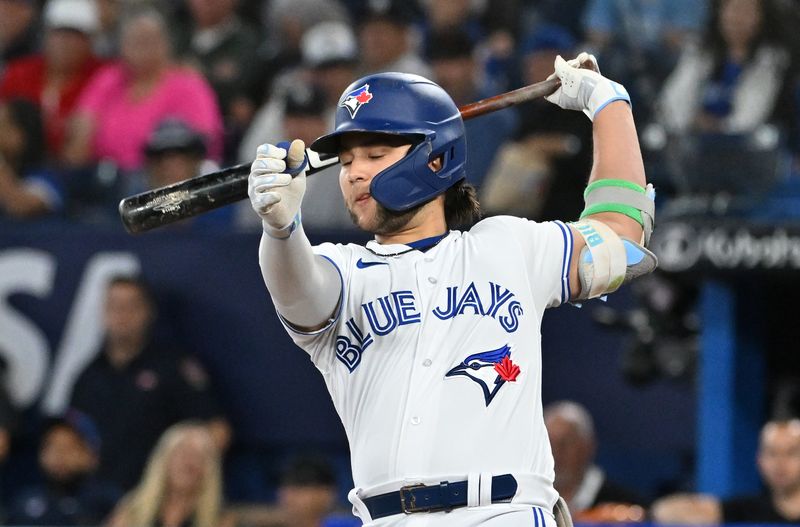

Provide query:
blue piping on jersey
left=554, top=221, right=573, bottom=304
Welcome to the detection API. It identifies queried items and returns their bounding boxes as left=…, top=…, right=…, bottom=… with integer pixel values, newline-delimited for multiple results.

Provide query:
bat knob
left=276, top=140, right=309, bottom=176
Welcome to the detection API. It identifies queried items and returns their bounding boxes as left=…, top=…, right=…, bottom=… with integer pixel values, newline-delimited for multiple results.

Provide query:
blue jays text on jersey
left=334, top=281, right=523, bottom=373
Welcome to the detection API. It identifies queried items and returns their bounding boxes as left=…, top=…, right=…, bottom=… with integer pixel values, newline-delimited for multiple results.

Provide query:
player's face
left=338, top=133, right=417, bottom=234
left=757, top=421, right=800, bottom=495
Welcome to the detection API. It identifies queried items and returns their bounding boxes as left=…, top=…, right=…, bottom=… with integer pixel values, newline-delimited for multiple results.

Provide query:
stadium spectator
left=426, top=29, right=517, bottom=189
left=63, top=8, right=223, bottom=174
left=582, top=0, right=708, bottom=121
left=70, top=275, right=231, bottom=491
left=7, top=409, right=122, bottom=526
left=651, top=418, right=800, bottom=524
left=301, top=21, right=359, bottom=116
left=0, top=99, right=63, bottom=218
left=656, top=0, right=792, bottom=135
left=136, top=118, right=232, bottom=229
left=544, top=401, right=645, bottom=521
left=252, top=0, right=350, bottom=107
left=274, top=455, right=356, bottom=527
left=107, top=422, right=235, bottom=527
left=0, top=0, right=39, bottom=70
left=480, top=24, right=590, bottom=221
left=0, top=0, right=104, bottom=160
left=355, top=0, right=431, bottom=78
left=173, top=0, right=261, bottom=162
left=239, top=21, right=358, bottom=165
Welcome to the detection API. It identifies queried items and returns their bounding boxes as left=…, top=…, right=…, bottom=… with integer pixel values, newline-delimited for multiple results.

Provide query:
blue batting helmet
left=310, top=72, right=466, bottom=212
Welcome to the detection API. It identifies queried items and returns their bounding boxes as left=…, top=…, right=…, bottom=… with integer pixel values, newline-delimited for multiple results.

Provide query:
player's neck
left=375, top=201, right=447, bottom=246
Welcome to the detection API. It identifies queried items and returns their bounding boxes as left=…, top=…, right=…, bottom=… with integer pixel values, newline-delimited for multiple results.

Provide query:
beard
left=347, top=199, right=425, bottom=235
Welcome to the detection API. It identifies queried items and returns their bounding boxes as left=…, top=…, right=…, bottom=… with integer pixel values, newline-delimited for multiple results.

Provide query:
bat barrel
left=119, top=163, right=250, bottom=233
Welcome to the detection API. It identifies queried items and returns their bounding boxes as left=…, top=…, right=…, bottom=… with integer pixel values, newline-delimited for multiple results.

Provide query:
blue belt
left=363, top=474, right=518, bottom=519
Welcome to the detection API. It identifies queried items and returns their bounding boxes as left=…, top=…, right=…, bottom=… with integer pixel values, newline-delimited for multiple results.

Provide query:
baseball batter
left=248, top=54, right=656, bottom=526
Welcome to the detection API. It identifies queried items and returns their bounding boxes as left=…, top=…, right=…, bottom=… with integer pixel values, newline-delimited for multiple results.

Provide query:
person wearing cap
left=0, top=0, right=104, bottom=159
left=7, top=408, right=122, bottom=526
left=238, top=21, right=358, bottom=166
left=302, top=21, right=359, bottom=114
left=138, top=118, right=233, bottom=229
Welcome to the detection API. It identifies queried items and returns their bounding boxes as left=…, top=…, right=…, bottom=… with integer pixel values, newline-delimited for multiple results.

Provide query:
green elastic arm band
left=581, top=179, right=648, bottom=226
left=583, top=179, right=645, bottom=199
left=580, top=203, right=643, bottom=225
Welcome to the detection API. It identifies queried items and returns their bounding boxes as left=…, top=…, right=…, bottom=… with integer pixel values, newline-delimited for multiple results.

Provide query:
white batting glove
left=248, top=139, right=307, bottom=237
left=545, top=52, right=631, bottom=121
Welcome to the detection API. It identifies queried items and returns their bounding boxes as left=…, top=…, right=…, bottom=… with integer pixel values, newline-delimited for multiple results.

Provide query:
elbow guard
left=572, top=219, right=658, bottom=301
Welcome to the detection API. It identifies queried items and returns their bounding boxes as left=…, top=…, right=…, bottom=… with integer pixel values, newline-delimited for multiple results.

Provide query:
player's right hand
left=248, top=139, right=307, bottom=235
left=545, top=52, right=630, bottom=121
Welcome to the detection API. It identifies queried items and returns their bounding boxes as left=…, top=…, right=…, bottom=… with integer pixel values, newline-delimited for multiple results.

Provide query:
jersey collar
left=366, top=231, right=451, bottom=257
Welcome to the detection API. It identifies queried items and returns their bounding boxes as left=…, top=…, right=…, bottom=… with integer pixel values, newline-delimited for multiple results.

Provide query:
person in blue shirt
left=7, top=409, right=122, bottom=526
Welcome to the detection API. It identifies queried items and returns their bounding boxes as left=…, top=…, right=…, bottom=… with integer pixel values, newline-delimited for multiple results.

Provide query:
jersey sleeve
left=277, top=242, right=352, bottom=373
left=482, top=216, right=574, bottom=310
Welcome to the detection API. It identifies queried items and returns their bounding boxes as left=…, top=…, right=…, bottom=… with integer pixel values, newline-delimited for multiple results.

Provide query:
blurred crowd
left=1, top=0, right=799, bottom=229
left=3, top=0, right=800, bottom=525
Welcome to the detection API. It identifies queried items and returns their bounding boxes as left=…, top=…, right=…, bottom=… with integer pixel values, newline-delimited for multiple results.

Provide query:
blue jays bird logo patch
left=445, top=344, right=521, bottom=406
left=340, top=84, right=373, bottom=118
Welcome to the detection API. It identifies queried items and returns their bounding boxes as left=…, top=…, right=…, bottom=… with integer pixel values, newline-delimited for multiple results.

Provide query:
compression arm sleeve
left=258, top=227, right=342, bottom=330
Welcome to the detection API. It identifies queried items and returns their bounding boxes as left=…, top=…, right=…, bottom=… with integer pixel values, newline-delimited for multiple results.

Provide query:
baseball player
left=248, top=54, right=656, bottom=526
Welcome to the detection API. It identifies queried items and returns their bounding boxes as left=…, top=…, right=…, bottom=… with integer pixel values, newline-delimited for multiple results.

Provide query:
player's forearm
left=258, top=227, right=341, bottom=330
left=586, top=101, right=646, bottom=240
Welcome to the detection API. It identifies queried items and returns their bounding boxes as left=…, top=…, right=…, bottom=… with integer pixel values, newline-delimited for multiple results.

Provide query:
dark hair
left=444, top=179, right=481, bottom=229
left=107, top=275, right=156, bottom=308
left=3, top=99, right=45, bottom=171
left=704, top=0, right=783, bottom=76
left=425, top=29, right=475, bottom=62
left=280, top=455, right=336, bottom=487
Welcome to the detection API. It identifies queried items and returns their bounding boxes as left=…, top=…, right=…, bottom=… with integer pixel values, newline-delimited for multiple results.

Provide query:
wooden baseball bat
left=119, top=77, right=560, bottom=233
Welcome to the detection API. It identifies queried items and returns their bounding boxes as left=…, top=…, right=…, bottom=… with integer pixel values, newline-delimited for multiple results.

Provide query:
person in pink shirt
left=64, top=9, right=223, bottom=173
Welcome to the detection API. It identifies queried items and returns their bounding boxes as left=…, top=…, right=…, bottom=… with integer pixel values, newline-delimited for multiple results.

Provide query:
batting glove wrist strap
left=545, top=52, right=631, bottom=121
left=264, top=212, right=301, bottom=239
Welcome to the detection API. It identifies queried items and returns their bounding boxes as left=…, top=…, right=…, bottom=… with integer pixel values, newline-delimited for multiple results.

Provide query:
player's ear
left=428, top=154, right=443, bottom=172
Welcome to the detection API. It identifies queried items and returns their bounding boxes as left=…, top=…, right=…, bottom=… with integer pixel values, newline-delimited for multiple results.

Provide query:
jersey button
left=422, top=359, right=432, bottom=367
left=427, top=277, right=437, bottom=284
left=410, top=416, right=421, bottom=425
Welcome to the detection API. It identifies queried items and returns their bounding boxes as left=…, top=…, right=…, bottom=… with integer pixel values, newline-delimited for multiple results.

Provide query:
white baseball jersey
left=280, top=215, right=574, bottom=525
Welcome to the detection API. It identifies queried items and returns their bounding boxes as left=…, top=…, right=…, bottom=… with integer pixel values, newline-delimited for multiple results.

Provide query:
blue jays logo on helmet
left=340, top=83, right=373, bottom=118
left=445, top=344, right=521, bottom=406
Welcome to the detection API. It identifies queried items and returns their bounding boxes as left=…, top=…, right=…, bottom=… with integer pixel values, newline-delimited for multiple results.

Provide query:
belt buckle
left=399, top=483, right=428, bottom=514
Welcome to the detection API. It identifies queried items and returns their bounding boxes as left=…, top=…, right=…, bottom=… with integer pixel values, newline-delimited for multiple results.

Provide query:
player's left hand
left=545, top=52, right=631, bottom=121
left=248, top=139, right=307, bottom=236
